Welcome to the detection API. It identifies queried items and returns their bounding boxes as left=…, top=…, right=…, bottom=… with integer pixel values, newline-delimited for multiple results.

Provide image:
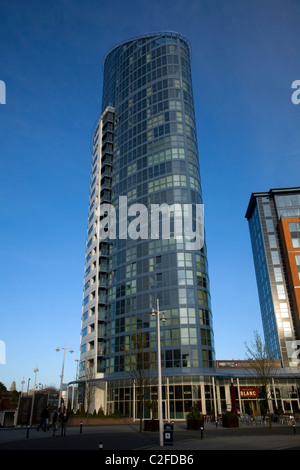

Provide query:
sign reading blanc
left=0, top=80, right=6, bottom=104
left=97, top=197, right=204, bottom=250
left=240, top=387, right=259, bottom=399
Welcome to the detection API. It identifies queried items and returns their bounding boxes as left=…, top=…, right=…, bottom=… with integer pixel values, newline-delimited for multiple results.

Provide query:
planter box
left=187, top=419, right=204, bottom=430
left=222, top=415, right=239, bottom=428
left=68, top=417, right=133, bottom=427
left=144, top=419, right=159, bottom=431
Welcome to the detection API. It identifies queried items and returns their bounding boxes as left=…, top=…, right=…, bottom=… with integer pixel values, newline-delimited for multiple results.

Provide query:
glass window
left=274, top=267, right=283, bottom=282
left=201, top=328, right=212, bottom=346
left=178, top=270, right=185, bottom=285
left=279, top=303, right=289, bottom=318
left=83, top=311, right=88, bottom=321
left=268, top=235, right=277, bottom=248
left=199, top=309, right=211, bottom=326
left=289, top=222, right=300, bottom=248
left=266, top=219, right=274, bottom=232
left=263, top=204, right=272, bottom=216
left=180, top=328, right=189, bottom=344
left=271, top=251, right=280, bottom=264
left=179, top=307, right=188, bottom=322
left=276, top=285, right=286, bottom=299
left=295, top=255, right=300, bottom=280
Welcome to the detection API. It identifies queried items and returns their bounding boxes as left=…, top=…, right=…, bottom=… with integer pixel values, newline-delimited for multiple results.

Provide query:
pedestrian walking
left=37, top=406, right=50, bottom=432
left=52, top=408, right=62, bottom=437
left=61, top=409, right=69, bottom=437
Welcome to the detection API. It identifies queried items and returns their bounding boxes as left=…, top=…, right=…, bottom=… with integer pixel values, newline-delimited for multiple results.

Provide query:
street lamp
left=33, top=364, right=39, bottom=390
left=151, top=299, right=166, bottom=447
left=56, top=340, right=74, bottom=408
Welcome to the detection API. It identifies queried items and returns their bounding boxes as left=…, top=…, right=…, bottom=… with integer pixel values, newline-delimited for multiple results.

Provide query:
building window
left=263, top=204, right=272, bottom=216
left=289, top=222, right=300, bottom=248
left=279, top=302, right=289, bottom=318
left=201, top=328, right=212, bottom=346
left=295, top=255, right=300, bottom=280
left=266, top=219, right=274, bottom=232
left=271, top=251, right=280, bottom=265
left=268, top=234, right=277, bottom=248
left=274, top=267, right=283, bottom=282
left=276, top=285, right=286, bottom=300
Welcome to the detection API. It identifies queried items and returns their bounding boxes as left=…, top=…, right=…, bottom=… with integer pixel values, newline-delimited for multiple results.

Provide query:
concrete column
left=212, top=376, right=217, bottom=420
left=225, top=382, right=232, bottom=411
left=200, top=381, right=206, bottom=415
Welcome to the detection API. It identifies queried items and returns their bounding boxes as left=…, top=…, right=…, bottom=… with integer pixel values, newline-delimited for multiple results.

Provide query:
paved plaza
left=0, top=421, right=299, bottom=451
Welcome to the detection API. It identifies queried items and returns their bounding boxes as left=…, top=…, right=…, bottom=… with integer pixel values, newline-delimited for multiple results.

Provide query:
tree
left=244, top=330, right=278, bottom=427
left=82, top=360, right=96, bottom=419
left=122, top=326, right=155, bottom=432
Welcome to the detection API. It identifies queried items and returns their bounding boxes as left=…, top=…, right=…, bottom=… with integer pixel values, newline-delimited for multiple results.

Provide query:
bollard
left=26, top=426, right=30, bottom=438
left=200, top=426, right=204, bottom=440
left=99, top=441, right=103, bottom=450
left=293, top=423, right=296, bottom=435
left=80, top=421, right=83, bottom=434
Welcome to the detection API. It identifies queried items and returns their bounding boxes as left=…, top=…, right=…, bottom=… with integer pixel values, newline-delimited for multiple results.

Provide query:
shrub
left=186, top=406, right=203, bottom=420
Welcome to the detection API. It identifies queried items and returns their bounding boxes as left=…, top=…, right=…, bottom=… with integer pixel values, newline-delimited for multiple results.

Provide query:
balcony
left=99, top=275, right=107, bottom=288
left=98, top=307, right=106, bottom=321
left=98, top=324, right=105, bottom=339
left=98, top=291, right=107, bottom=304
left=97, top=341, right=105, bottom=356
left=101, top=133, right=113, bottom=147
left=99, top=242, right=109, bottom=257
left=101, top=150, right=112, bottom=164
left=101, top=167, right=112, bottom=178
left=99, top=261, right=108, bottom=273
left=100, top=189, right=111, bottom=203
left=101, top=177, right=111, bottom=190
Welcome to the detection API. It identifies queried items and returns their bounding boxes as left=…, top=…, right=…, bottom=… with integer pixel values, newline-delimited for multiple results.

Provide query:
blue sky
left=1, top=0, right=300, bottom=390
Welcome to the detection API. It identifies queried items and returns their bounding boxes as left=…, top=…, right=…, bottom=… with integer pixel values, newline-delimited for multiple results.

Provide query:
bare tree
left=82, top=360, right=96, bottom=419
left=244, top=330, right=278, bottom=427
left=122, top=326, right=155, bottom=432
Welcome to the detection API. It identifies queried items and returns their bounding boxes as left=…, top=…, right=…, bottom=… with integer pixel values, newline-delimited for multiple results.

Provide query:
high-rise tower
left=246, top=187, right=300, bottom=367
left=79, top=32, right=215, bottom=417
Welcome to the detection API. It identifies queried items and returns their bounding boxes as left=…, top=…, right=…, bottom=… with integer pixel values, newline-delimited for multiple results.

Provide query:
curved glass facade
left=79, top=32, right=215, bottom=390
left=101, top=32, right=214, bottom=379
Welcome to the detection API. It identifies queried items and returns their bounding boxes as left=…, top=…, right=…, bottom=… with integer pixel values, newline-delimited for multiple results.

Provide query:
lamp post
left=33, top=364, right=39, bottom=390
left=151, top=299, right=166, bottom=447
left=56, top=340, right=74, bottom=408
